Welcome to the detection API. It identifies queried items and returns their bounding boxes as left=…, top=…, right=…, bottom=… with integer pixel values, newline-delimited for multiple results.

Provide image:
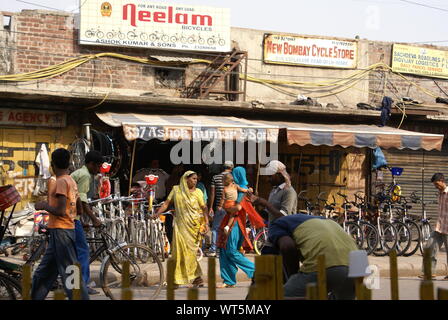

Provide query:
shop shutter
left=380, top=146, right=448, bottom=226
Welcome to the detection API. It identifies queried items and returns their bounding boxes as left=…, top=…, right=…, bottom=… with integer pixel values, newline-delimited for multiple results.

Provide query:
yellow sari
left=167, top=171, right=206, bottom=285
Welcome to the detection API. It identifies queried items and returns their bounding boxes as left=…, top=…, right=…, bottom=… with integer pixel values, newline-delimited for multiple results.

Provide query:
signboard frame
left=263, top=33, right=358, bottom=69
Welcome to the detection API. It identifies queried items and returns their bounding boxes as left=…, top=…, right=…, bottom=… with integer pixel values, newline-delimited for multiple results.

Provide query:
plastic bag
left=372, top=147, right=388, bottom=170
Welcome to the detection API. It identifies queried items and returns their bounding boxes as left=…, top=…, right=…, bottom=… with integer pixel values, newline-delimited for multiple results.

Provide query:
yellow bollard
left=208, top=257, right=216, bottom=300
left=21, top=264, right=32, bottom=300
left=423, top=248, right=433, bottom=280
left=438, top=288, right=448, bottom=300
left=121, top=260, right=133, bottom=300
left=54, top=289, right=66, bottom=300
left=166, top=258, right=175, bottom=300
left=420, top=248, right=434, bottom=300
left=306, top=283, right=318, bottom=300
left=420, top=281, right=434, bottom=300
left=72, top=263, right=82, bottom=300
left=187, top=287, right=199, bottom=300
left=317, top=254, right=327, bottom=300
left=354, top=277, right=365, bottom=300
left=389, top=250, right=399, bottom=300
left=254, top=255, right=283, bottom=300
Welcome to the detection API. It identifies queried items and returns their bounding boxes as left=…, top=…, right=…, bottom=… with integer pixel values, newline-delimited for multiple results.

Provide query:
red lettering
left=29, top=113, right=37, bottom=123
left=138, top=11, right=151, bottom=22
left=37, top=114, right=43, bottom=122
left=8, top=112, right=14, bottom=121
left=0, top=111, right=3, bottom=121
left=168, top=6, right=173, bottom=23
left=123, top=3, right=137, bottom=27
left=45, top=114, right=51, bottom=123
left=191, top=14, right=212, bottom=26
left=23, top=112, right=30, bottom=123
left=122, top=5, right=213, bottom=27
left=153, top=12, right=166, bottom=23
left=312, top=45, right=318, bottom=57
left=175, top=13, right=188, bottom=24
left=15, top=113, right=22, bottom=121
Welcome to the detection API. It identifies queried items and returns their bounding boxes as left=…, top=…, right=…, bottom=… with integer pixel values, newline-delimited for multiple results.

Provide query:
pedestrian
left=217, top=169, right=265, bottom=288
left=196, top=171, right=208, bottom=204
left=207, top=161, right=234, bottom=257
left=32, top=148, right=89, bottom=300
left=155, top=171, right=209, bottom=288
left=258, top=160, right=298, bottom=256
left=70, top=150, right=104, bottom=295
left=420, top=173, right=448, bottom=279
left=248, top=192, right=357, bottom=300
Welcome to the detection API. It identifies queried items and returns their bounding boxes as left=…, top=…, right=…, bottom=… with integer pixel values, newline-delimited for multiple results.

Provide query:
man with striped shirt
left=207, top=161, right=234, bottom=257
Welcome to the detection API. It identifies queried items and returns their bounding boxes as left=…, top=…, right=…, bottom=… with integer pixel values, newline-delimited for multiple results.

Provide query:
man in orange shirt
left=32, top=148, right=89, bottom=300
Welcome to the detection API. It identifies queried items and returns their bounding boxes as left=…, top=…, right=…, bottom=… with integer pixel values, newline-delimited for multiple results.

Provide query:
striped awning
left=96, top=112, right=279, bottom=143
left=278, top=122, right=444, bottom=151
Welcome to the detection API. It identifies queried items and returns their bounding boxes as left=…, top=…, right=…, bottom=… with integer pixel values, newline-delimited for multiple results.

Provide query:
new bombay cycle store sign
left=79, top=0, right=231, bottom=52
left=264, top=34, right=358, bottom=69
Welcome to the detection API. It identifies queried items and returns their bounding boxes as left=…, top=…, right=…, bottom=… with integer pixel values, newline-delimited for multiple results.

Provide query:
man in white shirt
left=132, top=159, right=170, bottom=202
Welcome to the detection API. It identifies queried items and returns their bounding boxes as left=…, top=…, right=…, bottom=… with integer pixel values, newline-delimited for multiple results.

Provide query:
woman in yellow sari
left=155, top=171, right=209, bottom=287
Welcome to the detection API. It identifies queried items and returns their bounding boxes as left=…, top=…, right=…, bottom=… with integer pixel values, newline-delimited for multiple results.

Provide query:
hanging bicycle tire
left=68, top=138, right=90, bottom=172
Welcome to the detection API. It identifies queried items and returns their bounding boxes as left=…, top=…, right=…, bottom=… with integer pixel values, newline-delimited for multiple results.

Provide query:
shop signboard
left=79, top=0, right=231, bottom=52
left=263, top=34, right=358, bottom=69
left=0, top=109, right=66, bottom=127
left=392, top=44, right=448, bottom=79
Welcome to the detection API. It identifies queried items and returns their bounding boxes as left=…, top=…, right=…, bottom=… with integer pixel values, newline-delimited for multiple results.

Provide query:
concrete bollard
left=166, top=258, right=175, bottom=300
left=72, top=263, right=82, bottom=300
left=420, top=248, right=434, bottom=300
left=54, top=289, right=66, bottom=300
left=187, top=288, right=199, bottom=300
left=389, top=250, right=399, bottom=300
left=253, top=255, right=283, bottom=300
left=121, top=260, right=133, bottom=300
left=438, top=288, right=448, bottom=300
left=21, top=264, right=32, bottom=300
left=208, top=257, right=216, bottom=300
left=317, top=254, right=327, bottom=300
left=306, top=283, right=318, bottom=300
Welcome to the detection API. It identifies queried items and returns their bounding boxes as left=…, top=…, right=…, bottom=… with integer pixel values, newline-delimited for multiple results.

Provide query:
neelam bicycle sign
left=79, top=0, right=231, bottom=52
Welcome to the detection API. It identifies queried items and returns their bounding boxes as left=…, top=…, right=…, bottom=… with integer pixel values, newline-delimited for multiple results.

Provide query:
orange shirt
left=47, top=175, right=79, bottom=229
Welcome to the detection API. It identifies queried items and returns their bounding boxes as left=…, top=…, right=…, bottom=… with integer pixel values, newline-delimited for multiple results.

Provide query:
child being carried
left=219, top=173, right=253, bottom=235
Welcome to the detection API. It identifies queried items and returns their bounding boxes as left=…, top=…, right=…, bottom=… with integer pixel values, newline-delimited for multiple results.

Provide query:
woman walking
left=217, top=167, right=265, bottom=288
left=155, top=171, right=209, bottom=288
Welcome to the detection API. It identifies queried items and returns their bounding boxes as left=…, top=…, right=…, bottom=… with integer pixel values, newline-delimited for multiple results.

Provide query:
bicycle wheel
left=403, top=220, right=421, bottom=257
left=393, top=221, right=411, bottom=256
left=344, top=222, right=364, bottom=248
left=0, top=272, right=22, bottom=300
left=100, top=244, right=164, bottom=300
left=373, top=221, right=397, bottom=257
left=419, top=222, right=433, bottom=255
left=254, top=229, right=268, bottom=255
left=359, top=221, right=379, bottom=255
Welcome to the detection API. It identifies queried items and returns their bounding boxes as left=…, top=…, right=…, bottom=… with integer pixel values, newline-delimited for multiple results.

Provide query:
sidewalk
left=87, top=252, right=448, bottom=285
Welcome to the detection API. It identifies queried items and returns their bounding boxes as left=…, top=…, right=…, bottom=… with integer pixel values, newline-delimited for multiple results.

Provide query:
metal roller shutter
left=379, top=146, right=448, bottom=226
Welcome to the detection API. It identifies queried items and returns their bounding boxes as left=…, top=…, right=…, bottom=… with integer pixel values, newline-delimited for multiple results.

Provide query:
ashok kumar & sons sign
left=79, top=0, right=231, bottom=52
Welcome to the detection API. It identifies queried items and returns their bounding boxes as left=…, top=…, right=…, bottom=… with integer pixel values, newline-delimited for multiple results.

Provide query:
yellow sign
left=100, top=2, right=112, bottom=17
left=392, top=44, right=448, bottom=79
